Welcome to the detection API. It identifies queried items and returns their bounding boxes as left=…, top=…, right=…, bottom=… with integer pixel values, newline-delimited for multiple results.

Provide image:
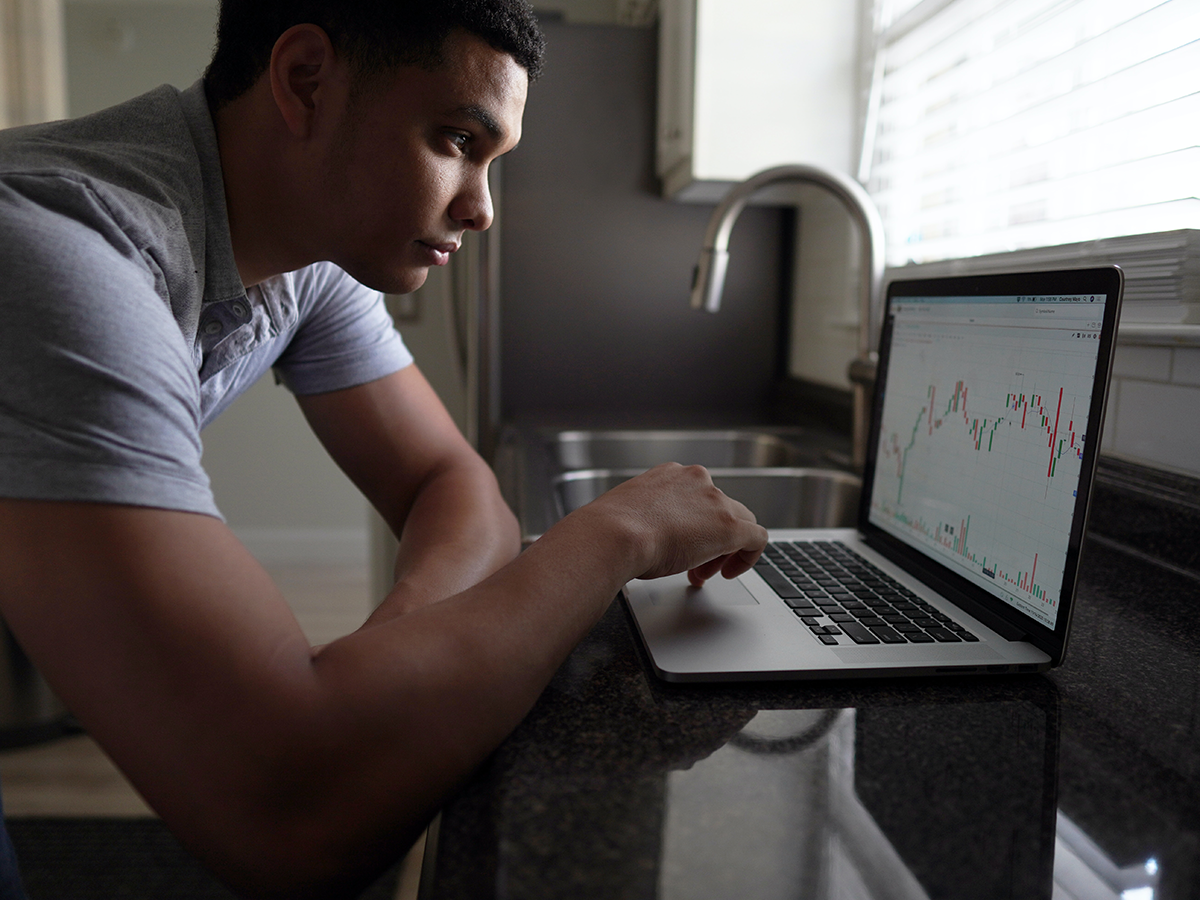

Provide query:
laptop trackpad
left=643, top=578, right=759, bottom=608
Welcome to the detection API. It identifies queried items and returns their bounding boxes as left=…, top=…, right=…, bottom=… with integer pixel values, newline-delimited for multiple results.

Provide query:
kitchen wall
left=1104, top=345, right=1200, bottom=478
left=63, top=0, right=216, bottom=118
left=499, top=20, right=785, bottom=424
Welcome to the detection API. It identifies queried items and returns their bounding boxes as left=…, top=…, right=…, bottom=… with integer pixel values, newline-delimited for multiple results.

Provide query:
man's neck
left=211, top=88, right=318, bottom=289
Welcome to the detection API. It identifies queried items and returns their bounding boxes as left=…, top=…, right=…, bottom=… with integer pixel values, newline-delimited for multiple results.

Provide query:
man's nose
left=450, top=170, right=494, bottom=232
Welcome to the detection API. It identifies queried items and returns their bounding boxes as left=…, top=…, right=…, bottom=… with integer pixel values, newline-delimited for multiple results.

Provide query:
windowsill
left=1115, top=323, right=1200, bottom=347
left=883, top=229, right=1200, bottom=349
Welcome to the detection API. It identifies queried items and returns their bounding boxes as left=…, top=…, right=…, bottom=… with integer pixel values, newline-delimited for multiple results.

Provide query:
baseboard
left=230, top=527, right=369, bottom=568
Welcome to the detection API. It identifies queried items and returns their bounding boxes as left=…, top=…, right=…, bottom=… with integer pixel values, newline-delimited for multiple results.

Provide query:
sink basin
left=550, top=430, right=818, bottom=470
left=554, top=467, right=861, bottom=529
left=496, top=425, right=858, bottom=540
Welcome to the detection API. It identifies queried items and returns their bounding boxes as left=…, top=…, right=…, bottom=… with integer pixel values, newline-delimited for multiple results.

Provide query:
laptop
left=623, top=266, right=1124, bottom=681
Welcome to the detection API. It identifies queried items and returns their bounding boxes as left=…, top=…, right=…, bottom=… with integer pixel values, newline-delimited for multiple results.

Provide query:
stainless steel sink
left=554, top=467, right=861, bottom=529
left=550, top=430, right=820, bottom=470
left=495, top=425, right=858, bottom=539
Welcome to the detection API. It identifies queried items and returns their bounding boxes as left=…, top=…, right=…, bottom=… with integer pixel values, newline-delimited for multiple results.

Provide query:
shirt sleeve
left=271, top=262, right=413, bottom=396
left=0, top=177, right=219, bottom=517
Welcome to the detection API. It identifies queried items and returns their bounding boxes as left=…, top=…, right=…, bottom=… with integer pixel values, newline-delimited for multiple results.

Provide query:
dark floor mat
left=6, top=818, right=400, bottom=899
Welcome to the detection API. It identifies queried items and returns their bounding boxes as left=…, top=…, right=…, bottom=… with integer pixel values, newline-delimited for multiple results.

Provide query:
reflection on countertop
left=422, top=448, right=1200, bottom=900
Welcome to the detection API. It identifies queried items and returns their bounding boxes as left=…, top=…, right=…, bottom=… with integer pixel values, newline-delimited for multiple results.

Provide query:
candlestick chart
left=868, top=315, right=1101, bottom=628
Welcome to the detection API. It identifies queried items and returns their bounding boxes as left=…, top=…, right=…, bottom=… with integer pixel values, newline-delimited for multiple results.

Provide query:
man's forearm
left=0, top=464, right=764, bottom=898
left=370, top=453, right=521, bottom=621
left=295, top=367, right=522, bottom=621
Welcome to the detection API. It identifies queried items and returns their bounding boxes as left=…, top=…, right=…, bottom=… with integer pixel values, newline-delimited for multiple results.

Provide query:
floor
left=0, top=561, right=423, bottom=900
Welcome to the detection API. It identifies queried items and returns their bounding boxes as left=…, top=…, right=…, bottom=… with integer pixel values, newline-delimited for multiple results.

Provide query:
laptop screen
left=866, top=278, right=1117, bottom=632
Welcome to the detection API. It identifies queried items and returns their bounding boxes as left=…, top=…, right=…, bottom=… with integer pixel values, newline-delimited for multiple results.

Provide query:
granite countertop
left=420, top=457, right=1200, bottom=900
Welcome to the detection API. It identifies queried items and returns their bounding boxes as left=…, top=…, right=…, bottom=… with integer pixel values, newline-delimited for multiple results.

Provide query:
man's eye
left=447, top=132, right=470, bottom=153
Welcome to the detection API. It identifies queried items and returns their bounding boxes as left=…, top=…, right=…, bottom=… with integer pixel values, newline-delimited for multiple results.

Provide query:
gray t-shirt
left=0, top=82, right=412, bottom=519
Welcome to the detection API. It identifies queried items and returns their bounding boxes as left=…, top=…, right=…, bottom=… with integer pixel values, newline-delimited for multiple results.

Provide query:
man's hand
left=567, top=462, right=767, bottom=585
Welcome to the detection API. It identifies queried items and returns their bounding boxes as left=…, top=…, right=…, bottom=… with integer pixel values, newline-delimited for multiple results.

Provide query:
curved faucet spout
left=691, top=164, right=884, bottom=350
left=689, top=164, right=886, bottom=468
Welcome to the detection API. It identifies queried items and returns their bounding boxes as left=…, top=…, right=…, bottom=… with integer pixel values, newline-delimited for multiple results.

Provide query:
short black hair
left=204, top=0, right=545, bottom=110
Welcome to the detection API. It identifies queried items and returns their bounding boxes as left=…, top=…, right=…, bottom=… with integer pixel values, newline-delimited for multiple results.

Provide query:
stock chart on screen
left=868, top=293, right=1108, bottom=629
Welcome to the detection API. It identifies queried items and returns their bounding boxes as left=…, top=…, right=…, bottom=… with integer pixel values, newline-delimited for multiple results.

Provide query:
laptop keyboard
left=754, top=541, right=980, bottom=646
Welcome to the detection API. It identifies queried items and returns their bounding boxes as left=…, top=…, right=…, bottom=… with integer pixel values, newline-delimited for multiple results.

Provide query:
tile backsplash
left=1103, top=344, right=1200, bottom=477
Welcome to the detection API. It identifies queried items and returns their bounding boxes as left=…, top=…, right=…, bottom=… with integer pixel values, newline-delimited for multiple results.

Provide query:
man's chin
left=347, top=265, right=429, bottom=296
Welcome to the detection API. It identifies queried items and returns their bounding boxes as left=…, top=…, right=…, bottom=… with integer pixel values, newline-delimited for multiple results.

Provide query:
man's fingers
left=720, top=544, right=764, bottom=579
left=687, top=556, right=727, bottom=586
left=688, top=525, right=767, bottom=586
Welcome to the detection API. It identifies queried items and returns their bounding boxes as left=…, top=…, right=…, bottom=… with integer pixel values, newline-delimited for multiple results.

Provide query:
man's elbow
left=183, top=797, right=428, bottom=900
left=142, top=707, right=434, bottom=899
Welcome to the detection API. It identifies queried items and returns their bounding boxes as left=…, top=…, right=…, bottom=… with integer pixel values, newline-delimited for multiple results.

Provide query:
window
left=860, top=0, right=1199, bottom=267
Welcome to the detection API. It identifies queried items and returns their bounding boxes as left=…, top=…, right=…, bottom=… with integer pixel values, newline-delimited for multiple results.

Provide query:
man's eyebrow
left=456, top=104, right=504, bottom=140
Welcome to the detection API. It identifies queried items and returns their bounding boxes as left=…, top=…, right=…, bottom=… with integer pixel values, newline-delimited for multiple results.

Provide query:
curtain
left=0, top=0, right=65, bottom=128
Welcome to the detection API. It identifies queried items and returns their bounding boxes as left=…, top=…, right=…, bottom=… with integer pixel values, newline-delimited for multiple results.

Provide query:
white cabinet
left=656, top=0, right=865, bottom=202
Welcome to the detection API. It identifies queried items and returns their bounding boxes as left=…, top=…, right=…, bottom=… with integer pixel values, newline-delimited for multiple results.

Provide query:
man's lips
left=418, top=240, right=460, bottom=266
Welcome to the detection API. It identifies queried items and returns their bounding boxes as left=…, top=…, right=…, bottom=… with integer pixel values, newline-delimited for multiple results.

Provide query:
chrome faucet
left=690, top=164, right=885, bottom=470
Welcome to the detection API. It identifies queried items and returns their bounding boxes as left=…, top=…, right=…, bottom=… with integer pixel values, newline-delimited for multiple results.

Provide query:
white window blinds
left=861, top=0, right=1200, bottom=267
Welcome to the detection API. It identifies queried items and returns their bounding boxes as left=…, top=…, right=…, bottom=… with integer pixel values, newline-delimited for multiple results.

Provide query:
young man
left=0, top=1, right=766, bottom=896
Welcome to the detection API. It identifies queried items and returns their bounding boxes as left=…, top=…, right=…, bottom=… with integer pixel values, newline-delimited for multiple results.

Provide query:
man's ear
left=268, top=24, right=345, bottom=139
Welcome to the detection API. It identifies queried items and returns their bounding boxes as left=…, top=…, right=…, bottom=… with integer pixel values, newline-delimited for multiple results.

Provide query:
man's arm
left=295, top=364, right=521, bottom=618
left=0, top=464, right=764, bottom=898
